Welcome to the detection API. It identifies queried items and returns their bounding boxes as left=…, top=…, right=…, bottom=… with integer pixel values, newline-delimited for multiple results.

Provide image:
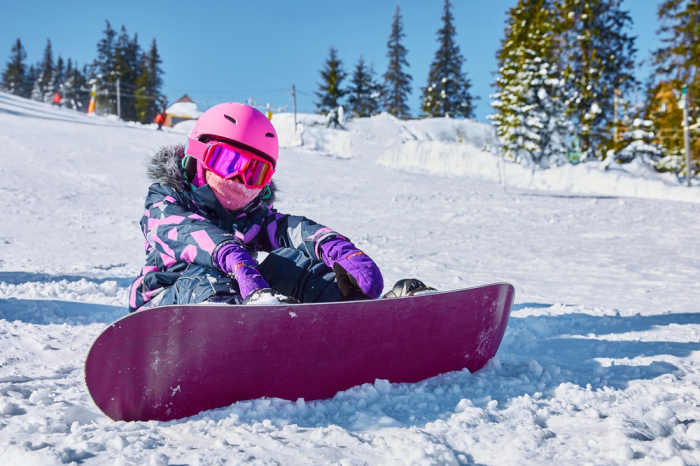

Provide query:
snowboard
left=85, top=282, right=514, bottom=422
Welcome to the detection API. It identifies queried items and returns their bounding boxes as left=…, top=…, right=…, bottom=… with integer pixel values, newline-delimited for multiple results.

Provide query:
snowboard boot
left=242, top=288, right=300, bottom=305
left=382, top=279, right=437, bottom=299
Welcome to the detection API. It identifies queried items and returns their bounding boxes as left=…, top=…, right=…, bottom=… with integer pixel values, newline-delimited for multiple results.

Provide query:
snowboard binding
left=382, top=279, right=437, bottom=299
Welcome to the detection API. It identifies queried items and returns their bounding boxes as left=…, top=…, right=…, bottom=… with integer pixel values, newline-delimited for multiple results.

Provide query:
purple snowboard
left=85, top=282, right=514, bottom=422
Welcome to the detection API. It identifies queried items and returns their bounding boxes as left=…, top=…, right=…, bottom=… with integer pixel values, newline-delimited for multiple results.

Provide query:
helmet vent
left=224, top=114, right=237, bottom=124
left=265, top=132, right=275, bottom=138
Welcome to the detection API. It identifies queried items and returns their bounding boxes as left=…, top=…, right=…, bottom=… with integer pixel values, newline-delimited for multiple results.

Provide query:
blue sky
left=1, top=0, right=662, bottom=122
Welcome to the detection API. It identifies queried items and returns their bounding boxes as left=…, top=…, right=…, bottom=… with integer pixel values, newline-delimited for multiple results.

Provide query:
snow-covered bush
left=613, top=118, right=663, bottom=166
left=489, top=47, right=572, bottom=168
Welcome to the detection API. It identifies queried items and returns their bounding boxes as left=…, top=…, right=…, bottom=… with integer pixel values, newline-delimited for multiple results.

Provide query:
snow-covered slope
left=1, top=93, right=700, bottom=465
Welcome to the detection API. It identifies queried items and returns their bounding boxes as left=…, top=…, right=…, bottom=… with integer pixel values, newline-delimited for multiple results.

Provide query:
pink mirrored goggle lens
left=206, top=145, right=273, bottom=187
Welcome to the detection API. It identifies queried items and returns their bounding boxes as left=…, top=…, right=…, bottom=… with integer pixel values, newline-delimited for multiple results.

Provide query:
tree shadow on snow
left=0, top=298, right=127, bottom=325
left=493, top=309, right=700, bottom=395
left=0, top=271, right=131, bottom=325
left=0, top=271, right=133, bottom=288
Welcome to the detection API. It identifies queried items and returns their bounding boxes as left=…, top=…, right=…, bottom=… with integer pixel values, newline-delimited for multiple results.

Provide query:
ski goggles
left=185, top=138, right=275, bottom=188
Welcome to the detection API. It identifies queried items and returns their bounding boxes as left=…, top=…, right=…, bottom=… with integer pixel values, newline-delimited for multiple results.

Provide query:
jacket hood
left=147, top=144, right=277, bottom=207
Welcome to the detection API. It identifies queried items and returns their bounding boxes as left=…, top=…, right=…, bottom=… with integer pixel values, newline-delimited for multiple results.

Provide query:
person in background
left=52, top=93, right=61, bottom=107
left=154, top=112, right=165, bottom=130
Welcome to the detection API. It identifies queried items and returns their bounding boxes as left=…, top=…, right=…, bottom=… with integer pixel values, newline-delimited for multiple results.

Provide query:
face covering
left=205, top=169, right=263, bottom=211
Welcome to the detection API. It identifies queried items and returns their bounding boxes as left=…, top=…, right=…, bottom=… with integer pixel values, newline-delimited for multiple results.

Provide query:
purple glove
left=319, top=238, right=384, bottom=299
left=215, top=243, right=269, bottom=299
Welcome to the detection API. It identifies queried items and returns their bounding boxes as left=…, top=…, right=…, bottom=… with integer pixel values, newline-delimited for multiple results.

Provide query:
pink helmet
left=187, top=103, right=278, bottom=164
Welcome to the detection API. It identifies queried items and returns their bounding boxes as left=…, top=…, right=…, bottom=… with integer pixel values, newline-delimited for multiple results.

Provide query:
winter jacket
left=128, top=145, right=343, bottom=312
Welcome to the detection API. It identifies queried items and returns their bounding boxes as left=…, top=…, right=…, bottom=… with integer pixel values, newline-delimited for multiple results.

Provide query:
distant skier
left=128, top=103, right=430, bottom=312
left=154, top=112, right=164, bottom=130
left=52, top=93, right=61, bottom=107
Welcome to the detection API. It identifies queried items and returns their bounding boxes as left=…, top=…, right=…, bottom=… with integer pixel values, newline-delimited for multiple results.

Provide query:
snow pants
left=153, top=247, right=345, bottom=307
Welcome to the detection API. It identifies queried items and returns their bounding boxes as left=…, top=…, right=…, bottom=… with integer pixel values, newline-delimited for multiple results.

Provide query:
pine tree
left=648, top=0, right=700, bottom=174
left=556, top=0, right=637, bottom=159
left=614, top=116, right=664, bottom=166
left=421, top=0, right=475, bottom=118
left=367, top=62, right=384, bottom=115
left=54, top=55, right=65, bottom=98
left=347, top=56, right=382, bottom=117
left=315, top=47, right=347, bottom=115
left=383, top=4, right=412, bottom=118
left=490, top=0, right=571, bottom=167
left=33, top=38, right=55, bottom=102
left=92, top=21, right=117, bottom=115
left=113, top=27, right=142, bottom=121
left=25, top=65, right=37, bottom=100
left=1, top=38, right=28, bottom=97
left=62, top=59, right=88, bottom=111
left=135, top=38, right=164, bottom=123
left=95, top=20, right=117, bottom=76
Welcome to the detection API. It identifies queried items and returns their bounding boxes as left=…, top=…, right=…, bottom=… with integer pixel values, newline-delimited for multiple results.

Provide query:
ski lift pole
left=682, top=86, right=692, bottom=186
left=614, top=89, right=620, bottom=143
left=116, top=78, right=121, bottom=119
left=291, top=85, right=297, bottom=134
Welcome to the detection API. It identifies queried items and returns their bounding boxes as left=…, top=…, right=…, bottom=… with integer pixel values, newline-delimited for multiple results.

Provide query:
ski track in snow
left=1, top=93, right=700, bottom=465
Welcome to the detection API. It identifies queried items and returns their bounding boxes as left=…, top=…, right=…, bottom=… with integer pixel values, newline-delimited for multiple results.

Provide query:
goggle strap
left=185, top=138, right=209, bottom=162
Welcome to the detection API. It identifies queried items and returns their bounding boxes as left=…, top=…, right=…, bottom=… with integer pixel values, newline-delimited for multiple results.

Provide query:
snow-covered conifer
left=556, top=0, right=636, bottom=160
left=113, top=27, right=142, bottom=121
left=61, top=59, right=88, bottom=111
left=347, top=56, right=382, bottom=118
left=367, top=62, right=384, bottom=115
left=649, top=0, right=700, bottom=176
left=614, top=117, right=664, bottom=167
left=382, top=4, right=412, bottom=118
left=91, top=21, right=117, bottom=115
left=25, top=64, right=37, bottom=99
left=420, top=0, right=475, bottom=118
left=315, top=48, right=347, bottom=115
left=1, top=39, right=28, bottom=97
left=53, top=56, right=65, bottom=96
left=489, top=0, right=571, bottom=167
left=135, top=38, right=164, bottom=123
left=33, top=39, right=55, bottom=102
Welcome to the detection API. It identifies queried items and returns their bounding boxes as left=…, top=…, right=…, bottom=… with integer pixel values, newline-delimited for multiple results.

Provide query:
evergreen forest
left=1, top=21, right=164, bottom=124
left=3, top=1, right=698, bottom=177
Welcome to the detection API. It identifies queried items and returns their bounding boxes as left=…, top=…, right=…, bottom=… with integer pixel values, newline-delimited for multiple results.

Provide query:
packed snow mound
left=165, top=101, right=203, bottom=119
left=272, top=112, right=495, bottom=160
left=172, top=119, right=197, bottom=134
left=380, top=141, right=700, bottom=203
left=271, top=110, right=698, bottom=203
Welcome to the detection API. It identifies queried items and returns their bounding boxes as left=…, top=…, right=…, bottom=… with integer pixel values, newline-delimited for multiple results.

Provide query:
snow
left=1, top=92, right=700, bottom=464
left=171, top=119, right=197, bottom=134
left=164, top=101, right=202, bottom=119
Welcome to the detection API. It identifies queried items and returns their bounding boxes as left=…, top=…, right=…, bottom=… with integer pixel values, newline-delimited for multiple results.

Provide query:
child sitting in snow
left=128, top=103, right=430, bottom=312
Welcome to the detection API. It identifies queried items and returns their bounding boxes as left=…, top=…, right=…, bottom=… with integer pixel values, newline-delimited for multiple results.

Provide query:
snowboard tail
left=85, top=283, right=514, bottom=422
